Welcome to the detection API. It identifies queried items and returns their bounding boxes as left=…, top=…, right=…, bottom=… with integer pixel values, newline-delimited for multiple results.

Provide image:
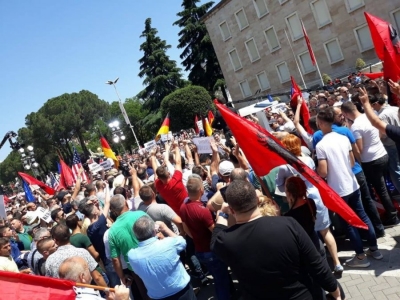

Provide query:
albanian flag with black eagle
left=214, top=100, right=367, bottom=229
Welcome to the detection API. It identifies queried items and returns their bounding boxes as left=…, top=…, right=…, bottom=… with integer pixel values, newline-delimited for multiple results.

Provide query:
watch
left=218, top=212, right=229, bottom=219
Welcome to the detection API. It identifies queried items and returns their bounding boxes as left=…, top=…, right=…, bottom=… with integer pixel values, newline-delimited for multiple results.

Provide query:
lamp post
left=109, top=120, right=126, bottom=153
left=105, top=78, right=140, bottom=148
left=18, top=145, right=39, bottom=177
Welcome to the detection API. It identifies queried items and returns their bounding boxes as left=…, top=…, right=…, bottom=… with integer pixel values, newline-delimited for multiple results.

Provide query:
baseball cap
left=57, top=191, right=69, bottom=202
left=219, top=161, right=234, bottom=176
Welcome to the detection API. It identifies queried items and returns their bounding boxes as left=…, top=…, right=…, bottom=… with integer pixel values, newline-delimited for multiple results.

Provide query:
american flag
left=72, top=147, right=88, bottom=182
left=49, top=173, right=60, bottom=190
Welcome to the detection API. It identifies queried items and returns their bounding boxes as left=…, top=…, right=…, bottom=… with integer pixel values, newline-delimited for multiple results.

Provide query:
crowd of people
left=1, top=76, right=400, bottom=300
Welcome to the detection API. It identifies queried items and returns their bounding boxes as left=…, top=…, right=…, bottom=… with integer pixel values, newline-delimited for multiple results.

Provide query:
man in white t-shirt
left=342, top=101, right=399, bottom=226
left=315, top=107, right=381, bottom=268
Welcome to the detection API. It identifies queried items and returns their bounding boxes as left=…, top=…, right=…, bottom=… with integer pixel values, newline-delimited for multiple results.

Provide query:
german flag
left=100, top=137, right=119, bottom=168
left=155, top=113, right=170, bottom=141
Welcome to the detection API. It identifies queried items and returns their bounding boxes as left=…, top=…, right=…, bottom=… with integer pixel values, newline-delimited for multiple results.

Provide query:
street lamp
left=18, top=145, right=39, bottom=176
left=109, top=120, right=126, bottom=153
left=105, top=77, right=140, bottom=148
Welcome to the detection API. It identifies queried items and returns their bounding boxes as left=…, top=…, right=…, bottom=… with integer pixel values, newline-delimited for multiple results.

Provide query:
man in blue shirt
left=128, top=216, right=196, bottom=300
left=313, top=107, right=385, bottom=237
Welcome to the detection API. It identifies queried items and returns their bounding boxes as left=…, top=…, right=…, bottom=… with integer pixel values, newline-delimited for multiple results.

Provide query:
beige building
left=203, top=0, right=400, bottom=106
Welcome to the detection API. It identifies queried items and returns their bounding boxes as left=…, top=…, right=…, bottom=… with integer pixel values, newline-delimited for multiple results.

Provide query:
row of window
left=220, top=0, right=371, bottom=44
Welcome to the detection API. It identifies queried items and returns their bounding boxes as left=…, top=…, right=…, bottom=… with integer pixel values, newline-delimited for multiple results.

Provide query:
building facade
left=203, top=0, right=400, bottom=106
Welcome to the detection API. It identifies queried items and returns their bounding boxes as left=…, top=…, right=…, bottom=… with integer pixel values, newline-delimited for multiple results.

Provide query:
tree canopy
left=161, top=85, right=213, bottom=131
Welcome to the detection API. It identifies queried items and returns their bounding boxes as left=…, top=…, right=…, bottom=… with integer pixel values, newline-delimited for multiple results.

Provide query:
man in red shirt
left=152, top=140, right=188, bottom=215
left=180, top=174, right=231, bottom=300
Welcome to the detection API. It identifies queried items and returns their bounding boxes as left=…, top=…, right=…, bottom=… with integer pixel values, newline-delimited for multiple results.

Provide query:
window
left=285, top=12, right=303, bottom=41
left=310, top=0, right=332, bottom=28
left=239, top=80, right=252, bottom=98
left=298, top=51, right=316, bottom=74
left=264, top=26, right=281, bottom=52
left=219, top=21, right=231, bottom=41
left=344, top=0, right=365, bottom=13
left=275, top=62, right=290, bottom=83
left=253, top=0, right=268, bottom=18
left=228, top=49, right=242, bottom=71
left=245, top=38, right=260, bottom=62
left=256, top=72, right=270, bottom=91
left=391, top=8, right=400, bottom=32
left=235, top=8, right=249, bottom=31
left=354, top=24, right=373, bottom=52
left=323, top=38, right=344, bottom=64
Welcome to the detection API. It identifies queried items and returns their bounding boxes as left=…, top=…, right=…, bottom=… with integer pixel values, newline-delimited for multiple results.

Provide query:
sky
left=0, top=0, right=210, bottom=161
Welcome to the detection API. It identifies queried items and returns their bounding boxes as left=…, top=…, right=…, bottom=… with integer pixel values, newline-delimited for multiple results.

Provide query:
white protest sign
left=0, top=195, right=6, bottom=219
left=192, top=137, right=212, bottom=154
left=161, top=131, right=173, bottom=142
left=144, top=140, right=157, bottom=152
left=89, top=162, right=104, bottom=174
left=100, top=160, right=113, bottom=171
left=196, top=120, right=204, bottom=131
left=37, top=207, right=52, bottom=223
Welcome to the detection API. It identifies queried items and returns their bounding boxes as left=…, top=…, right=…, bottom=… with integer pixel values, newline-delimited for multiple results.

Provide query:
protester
left=211, top=180, right=341, bottom=299
left=128, top=216, right=197, bottom=300
left=36, top=237, right=58, bottom=276
left=0, top=237, right=22, bottom=273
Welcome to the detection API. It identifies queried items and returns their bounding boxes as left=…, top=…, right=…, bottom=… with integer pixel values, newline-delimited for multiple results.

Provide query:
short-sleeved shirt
left=45, top=245, right=98, bottom=278
left=70, top=233, right=92, bottom=249
left=138, top=202, right=179, bottom=235
left=379, top=105, right=400, bottom=146
left=87, top=214, right=108, bottom=263
left=155, top=170, right=188, bottom=215
left=316, top=132, right=359, bottom=197
left=17, top=232, right=32, bottom=251
left=0, top=256, right=19, bottom=272
left=180, top=201, right=214, bottom=253
left=313, top=125, right=362, bottom=175
left=351, top=114, right=387, bottom=162
left=108, top=210, right=147, bottom=271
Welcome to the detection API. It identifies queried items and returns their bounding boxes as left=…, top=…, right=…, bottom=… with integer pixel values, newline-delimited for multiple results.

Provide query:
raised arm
left=209, top=138, right=220, bottom=176
left=173, top=140, right=182, bottom=172
left=150, top=147, right=158, bottom=180
left=129, top=163, right=140, bottom=198
left=71, top=168, right=84, bottom=200
left=358, top=87, right=387, bottom=135
left=102, top=181, right=110, bottom=218
left=293, top=96, right=308, bottom=137
left=183, top=140, right=194, bottom=166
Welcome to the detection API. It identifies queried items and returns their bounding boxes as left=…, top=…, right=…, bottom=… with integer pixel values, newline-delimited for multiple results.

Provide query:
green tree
left=0, top=151, right=24, bottom=185
left=137, top=18, right=185, bottom=113
left=355, top=58, right=366, bottom=71
left=322, top=73, right=332, bottom=84
left=161, top=85, right=213, bottom=131
left=174, top=0, right=224, bottom=93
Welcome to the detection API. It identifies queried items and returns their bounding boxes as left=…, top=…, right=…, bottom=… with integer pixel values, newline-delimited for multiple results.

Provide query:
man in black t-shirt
left=211, top=180, right=340, bottom=300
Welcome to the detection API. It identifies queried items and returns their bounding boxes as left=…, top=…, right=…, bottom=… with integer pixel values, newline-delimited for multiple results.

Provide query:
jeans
left=385, top=144, right=400, bottom=193
left=183, top=236, right=205, bottom=276
left=196, top=252, right=231, bottom=300
left=156, top=283, right=197, bottom=300
left=362, top=154, right=398, bottom=223
left=342, top=189, right=377, bottom=254
left=104, top=259, right=121, bottom=288
left=355, top=171, right=385, bottom=234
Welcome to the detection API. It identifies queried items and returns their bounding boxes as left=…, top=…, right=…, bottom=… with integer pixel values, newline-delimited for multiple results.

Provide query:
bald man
left=59, top=257, right=129, bottom=300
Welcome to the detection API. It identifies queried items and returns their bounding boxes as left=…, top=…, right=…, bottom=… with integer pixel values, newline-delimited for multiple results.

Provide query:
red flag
left=59, top=159, right=74, bottom=188
left=301, top=21, right=316, bottom=65
left=0, top=270, right=75, bottom=300
left=214, top=100, right=367, bottom=229
left=208, top=110, right=215, bottom=125
left=290, top=76, right=312, bottom=134
left=18, top=172, right=55, bottom=195
left=194, top=115, right=200, bottom=134
left=362, top=72, right=384, bottom=79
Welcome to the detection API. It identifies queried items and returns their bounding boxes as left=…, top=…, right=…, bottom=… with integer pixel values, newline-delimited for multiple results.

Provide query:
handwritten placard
left=144, top=140, right=157, bottom=152
left=192, top=137, right=212, bottom=154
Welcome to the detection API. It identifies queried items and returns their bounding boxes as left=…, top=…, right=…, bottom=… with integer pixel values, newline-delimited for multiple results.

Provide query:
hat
left=219, top=161, right=234, bottom=176
left=23, top=210, right=40, bottom=225
left=57, top=191, right=69, bottom=202
left=275, top=165, right=297, bottom=196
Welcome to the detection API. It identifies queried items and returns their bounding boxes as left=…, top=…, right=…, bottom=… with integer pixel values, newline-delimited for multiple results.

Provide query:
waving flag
left=59, top=159, right=74, bottom=187
left=301, top=21, right=316, bottom=65
left=18, top=172, right=55, bottom=195
left=363, top=72, right=384, bottom=79
left=21, top=179, right=35, bottom=203
left=214, top=100, right=367, bottom=229
left=203, top=116, right=213, bottom=137
left=50, top=173, right=60, bottom=190
left=72, top=147, right=88, bottom=182
left=155, top=113, right=170, bottom=141
left=208, top=110, right=215, bottom=125
left=100, top=137, right=119, bottom=168
left=290, top=76, right=312, bottom=134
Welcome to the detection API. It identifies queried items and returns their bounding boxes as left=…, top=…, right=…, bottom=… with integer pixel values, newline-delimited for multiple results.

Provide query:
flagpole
left=284, top=29, right=307, bottom=89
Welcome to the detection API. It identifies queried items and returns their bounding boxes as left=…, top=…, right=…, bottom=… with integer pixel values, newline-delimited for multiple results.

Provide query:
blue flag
left=22, top=179, right=35, bottom=203
left=267, top=94, right=273, bottom=102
